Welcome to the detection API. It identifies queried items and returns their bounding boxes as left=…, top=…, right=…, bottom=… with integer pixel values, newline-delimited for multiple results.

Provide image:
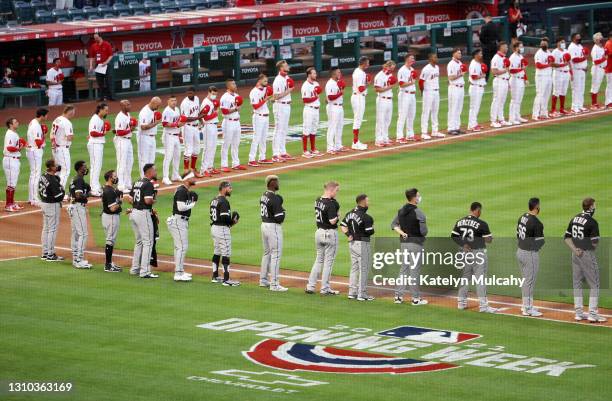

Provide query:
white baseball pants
left=137, top=135, right=156, bottom=178
left=249, top=114, right=269, bottom=162
left=302, top=106, right=319, bottom=136
left=421, top=90, right=440, bottom=135
left=200, top=123, right=218, bottom=171
left=221, top=119, right=241, bottom=168
left=532, top=75, right=552, bottom=119
left=571, top=69, right=586, bottom=110
left=591, top=65, right=605, bottom=95
left=468, top=85, right=485, bottom=129
left=2, top=156, right=20, bottom=187
left=490, top=77, right=509, bottom=123
left=396, top=92, right=416, bottom=138
left=553, top=71, right=570, bottom=97
left=162, top=134, right=181, bottom=180
left=48, top=88, right=63, bottom=106
left=87, top=142, right=104, bottom=194
left=447, top=85, right=465, bottom=131
left=606, top=73, right=612, bottom=106
left=272, top=103, right=290, bottom=156
left=375, top=97, right=392, bottom=143
left=26, top=148, right=43, bottom=203
left=509, top=77, right=525, bottom=123
left=182, top=124, right=201, bottom=158
left=351, top=93, right=366, bottom=130
left=53, top=146, right=70, bottom=189
left=114, top=137, right=133, bottom=192
left=326, top=104, right=344, bottom=152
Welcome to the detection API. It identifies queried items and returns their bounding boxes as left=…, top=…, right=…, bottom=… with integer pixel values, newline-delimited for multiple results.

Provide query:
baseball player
left=199, top=86, right=221, bottom=177
left=161, top=95, right=186, bottom=184
left=550, top=38, right=571, bottom=116
left=508, top=41, right=529, bottom=125
left=45, top=58, right=64, bottom=106
left=447, top=48, right=467, bottom=135
left=391, top=188, right=428, bottom=305
left=68, top=160, right=92, bottom=269
left=167, top=171, right=198, bottom=282
left=325, top=67, right=347, bottom=154
left=101, top=169, right=122, bottom=272
left=490, top=42, right=512, bottom=127
left=26, top=108, right=49, bottom=206
left=532, top=38, right=553, bottom=120
left=451, top=202, right=497, bottom=313
left=301, top=67, right=323, bottom=158
left=606, top=33, right=612, bottom=107
left=341, top=193, right=375, bottom=301
left=128, top=163, right=158, bottom=279
left=374, top=60, right=397, bottom=146
left=87, top=102, right=110, bottom=196
left=180, top=87, right=202, bottom=174
left=468, top=50, right=487, bottom=132
left=248, top=74, right=274, bottom=167
left=568, top=33, right=589, bottom=113
left=564, top=197, right=606, bottom=323
left=516, top=197, right=545, bottom=317
left=259, top=175, right=287, bottom=291
left=3, top=117, right=26, bottom=212
left=272, top=60, right=295, bottom=162
left=306, top=181, right=341, bottom=295
left=396, top=54, right=418, bottom=142
left=51, top=105, right=75, bottom=189
left=220, top=79, right=246, bottom=172
left=419, top=54, right=443, bottom=139
left=139, top=58, right=151, bottom=92
left=590, top=32, right=607, bottom=109
left=351, top=56, right=370, bottom=149
left=209, top=181, right=240, bottom=286
left=39, top=159, right=65, bottom=261
left=137, top=97, right=162, bottom=179
left=114, top=100, right=136, bottom=193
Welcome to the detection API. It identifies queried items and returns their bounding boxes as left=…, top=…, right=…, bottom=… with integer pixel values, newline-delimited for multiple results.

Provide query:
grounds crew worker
left=516, top=197, right=545, bottom=317
left=167, top=171, right=198, bottom=282
left=101, top=169, right=123, bottom=273
left=68, top=160, right=92, bottom=269
left=39, top=159, right=65, bottom=262
left=209, top=181, right=241, bottom=286
left=259, top=175, right=287, bottom=292
left=391, top=188, right=428, bottom=306
left=341, top=193, right=375, bottom=301
left=564, top=197, right=606, bottom=323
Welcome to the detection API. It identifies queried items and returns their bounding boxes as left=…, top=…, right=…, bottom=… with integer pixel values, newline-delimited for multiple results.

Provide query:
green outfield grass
left=1, top=258, right=610, bottom=401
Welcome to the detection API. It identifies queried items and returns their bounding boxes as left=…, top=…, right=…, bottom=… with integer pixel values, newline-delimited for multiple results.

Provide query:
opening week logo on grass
left=197, top=318, right=594, bottom=377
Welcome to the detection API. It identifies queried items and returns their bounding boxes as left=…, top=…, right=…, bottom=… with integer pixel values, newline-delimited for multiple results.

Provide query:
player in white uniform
left=490, top=42, right=512, bottom=128
left=532, top=38, right=553, bottom=120
left=508, top=42, right=529, bottom=125
left=447, top=48, right=466, bottom=135
left=45, top=58, right=64, bottom=106
left=51, top=105, right=75, bottom=189
left=220, top=79, right=245, bottom=171
left=26, top=108, right=49, bottom=206
left=3, top=118, right=25, bottom=212
left=301, top=67, right=323, bottom=158
left=374, top=60, right=397, bottom=146
left=272, top=60, right=295, bottom=162
left=87, top=102, right=110, bottom=196
left=180, top=87, right=202, bottom=174
left=137, top=97, right=162, bottom=178
left=419, top=53, right=443, bottom=139
left=248, top=74, right=274, bottom=166
left=396, top=54, right=417, bottom=142
left=568, top=33, right=589, bottom=113
left=114, top=100, right=135, bottom=193
left=199, top=86, right=221, bottom=177
left=590, top=32, right=607, bottom=109
left=350, top=56, right=370, bottom=149
left=161, top=95, right=185, bottom=184
left=139, top=58, right=151, bottom=92
left=325, top=68, right=346, bottom=154
left=551, top=38, right=571, bottom=116
left=468, top=50, right=486, bottom=131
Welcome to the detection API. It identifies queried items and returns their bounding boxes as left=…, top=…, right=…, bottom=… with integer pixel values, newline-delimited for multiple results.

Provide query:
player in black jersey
left=210, top=181, right=240, bottom=286
left=128, top=163, right=158, bottom=278
left=516, top=197, right=545, bottom=316
left=39, top=159, right=65, bottom=261
left=259, top=175, right=288, bottom=291
left=101, top=170, right=123, bottom=272
left=68, top=160, right=92, bottom=269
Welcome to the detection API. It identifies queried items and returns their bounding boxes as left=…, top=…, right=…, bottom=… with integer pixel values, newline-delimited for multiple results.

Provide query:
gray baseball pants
left=395, top=242, right=423, bottom=299
left=68, top=203, right=88, bottom=262
left=260, top=222, right=283, bottom=287
left=516, top=248, right=540, bottom=311
left=572, top=250, right=600, bottom=316
left=348, top=240, right=372, bottom=298
left=167, top=215, right=189, bottom=273
left=41, top=202, right=61, bottom=256
left=307, top=228, right=338, bottom=292
left=130, top=209, right=154, bottom=277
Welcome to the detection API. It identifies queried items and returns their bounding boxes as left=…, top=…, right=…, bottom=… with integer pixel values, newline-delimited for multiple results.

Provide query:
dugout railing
left=545, top=2, right=612, bottom=44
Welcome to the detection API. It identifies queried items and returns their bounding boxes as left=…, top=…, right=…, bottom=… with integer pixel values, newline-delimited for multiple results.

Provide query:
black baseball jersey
left=38, top=173, right=64, bottom=203
left=130, top=178, right=155, bottom=210
left=314, top=197, right=340, bottom=229
left=564, top=212, right=599, bottom=250
left=451, top=215, right=492, bottom=249
left=102, top=185, right=123, bottom=215
left=69, top=175, right=91, bottom=204
left=260, top=190, right=285, bottom=224
left=392, top=204, right=427, bottom=244
left=516, top=213, right=545, bottom=251
left=173, top=185, right=195, bottom=218
left=210, top=195, right=232, bottom=226
left=341, top=206, right=375, bottom=241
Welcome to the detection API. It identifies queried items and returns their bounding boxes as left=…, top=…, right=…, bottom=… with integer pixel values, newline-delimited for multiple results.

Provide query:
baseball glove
left=190, top=191, right=199, bottom=202
left=231, top=211, right=240, bottom=222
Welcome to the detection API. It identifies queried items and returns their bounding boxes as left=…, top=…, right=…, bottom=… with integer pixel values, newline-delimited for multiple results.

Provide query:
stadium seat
left=51, top=8, right=69, bottom=22
left=34, top=9, right=54, bottom=24
left=88, top=14, right=102, bottom=20
left=144, top=1, right=161, bottom=14
left=176, top=0, right=193, bottom=11
left=97, top=5, right=114, bottom=17
left=113, top=3, right=131, bottom=15
left=81, top=6, right=100, bottom=19
left=67, top=8, right=84, bottom=20
left=12, top=2, right=34, bottom=24
left=128, top=1, right=145, bottom=14
left=206, top=0, right=225, bottom=9
left=190, top=0, right=206, bottom=8
left=159, top=0, right=178, bottom=13
left=30, top=0, right=46, bottom=12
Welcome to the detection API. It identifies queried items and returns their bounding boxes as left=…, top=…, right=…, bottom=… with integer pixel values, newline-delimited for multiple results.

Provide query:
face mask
left=416, top=195, right=422, bottom=204
left=112, top=177, right=118, bottom=185
left=560, top=42, right=566, bottom=50
left=587, top=208, right=596, bottom=216
left=541, top=45, right=548, bottom=51
left=575, top=39, right=581, bottom=45
left=519, top=46, right=525, bottom=54
left=56, top=165, right=62, bottom=172
left=83, top=168, right=89, bottom=176
left=210, top=94, right=217, bottom=100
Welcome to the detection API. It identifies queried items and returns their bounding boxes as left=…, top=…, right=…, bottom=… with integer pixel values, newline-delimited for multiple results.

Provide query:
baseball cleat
left=606, top=103, right=612, bottom=108
left=407, top=136, right=415, bottom=141
left=90, top=191, right=102, bottom=197
left=40, top=254, right=48, bottom=261
left=304, top=289, right=315, bottom=294
left=321, top=289, right=340, bottom=295
left=457, top=302, right=467, bottom=310
left=302, top=151, right=314, bottom=158
left=247, top=161, right=259, bottom=167
left=352, top=141, right=368, bottom=149
left=104, top=264, right=122, bottom=273
left=519, top=117, right=528, bottom=123
left=232, top=165, right=247, bottom=170
left=259, top=282, right=270, bottom=288
left=394, top=296, right=403, bottom=304
left=500, top=120, right=513, bottom=126
left=73, top=260, right=92, bottom=269
left=221, top=167, right=232, bottom=173
left=140, top=273, right=159, bottom=279
left=522, top=308, right=543, bottom=317
left=270, top=285, right=288, bottom=292
left=421, top=134, right=432, bottom=140
left=326, top=150, right=338, bottom=155
left=411, top=298, right=428, bottom=306
left=575, top=312, right=588, bottom=321
left=491, top=122, right=502, bottom=128
left=162, top=177, right=172, bottom=185
left=479, top=306, right=499, bottom=313
left=4, top=204, right=18, bottom=212
left=271, top=156, right=285, bottom=163
left=171, top=175, right=182, bottom=181
left=579, top=107, right=588, bottom=113
left=45, top=254, right=64, bottom=262
left=174, top=272, right=192, bottom=282
left=202, top=170, right=212, bottom=177
left=395, top=138, right=408, bottom=144
left=336, top=146, right=350, bottom=152
left=357, top=295, right=375, bottom=301
left=211, top=277, right=222, bottom=283
left=374, top=142, right=387, bottom=147
left=280, top=153, right=296, bottom=160
left=588, top=314, right=607, bottom=323
left=431, top=132, right=445, bottom=138
left=210, top=168, right=221, bottom=175
left=347, top=294, right=357, bottom=300
left=311, top=149, right=323, bottom=157
left=222, top=280, right=241, bottom=287
left=559, top=109, right=570, bottom=115
left=413, top=135, right=422, bottom=141
left=258, top=159, right=274, bottom=164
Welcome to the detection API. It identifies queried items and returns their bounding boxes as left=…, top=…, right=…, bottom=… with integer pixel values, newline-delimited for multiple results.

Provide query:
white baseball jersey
left=52, top=116, right=73, bottom=146
left=491, top=53, right=510, bottom=79
left=200, top=97, right=218, bottom=124
left=447, top=59, right=465, bottom=86
left=162, top=106, right=181, bottom=135
left=397, top=65, right=416, bottom=92
left=592, top=45, right=607, bottom=69
left=509, top=52, right=526, bottom=79
left=568, top=42, right=587, bottom=70
left=325, top=79, right=343, bottom=106
left=88, top=114, right=106, bottom=144
left=138, top=105, right=157, bottom=136
left=373, top=70, right=392, bottom=95
left=534, top=49, right=553, bottom=77
left=352, top=67, right=368, bottom=95
left=46, top=67, right=62, bottom=89
left=139, top=60, right=150, bottom=81
left=552, top=48, right=570, bottom=72
left=115, top=111, right=133, bottom=139
left=220, top=92, right=240, bottom=120
left=3, top=129, right=20, bottom=157
left=468, top=59, right=486, bottom=85
left=250, top=86, right=269, bottom=115
left=27, top=119, right=44, bottom=149
left=301, top=80, right=321, bottom=107
left=273, top=73, right=291, bottom=102
left=420, top=64, right=440, bottom=90
left=180, top=96, right=201, bottom=120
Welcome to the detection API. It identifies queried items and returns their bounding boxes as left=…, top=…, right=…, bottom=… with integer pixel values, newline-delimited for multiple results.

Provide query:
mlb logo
left=377, top=326, right=481, bottom=344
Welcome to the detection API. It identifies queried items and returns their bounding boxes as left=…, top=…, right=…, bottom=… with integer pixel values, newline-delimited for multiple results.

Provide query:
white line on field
left=2, top=107, right=611, bottom=221
left=0, top=255, right=38, bottom=262
left=1, top=239, right=609, bottom=328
